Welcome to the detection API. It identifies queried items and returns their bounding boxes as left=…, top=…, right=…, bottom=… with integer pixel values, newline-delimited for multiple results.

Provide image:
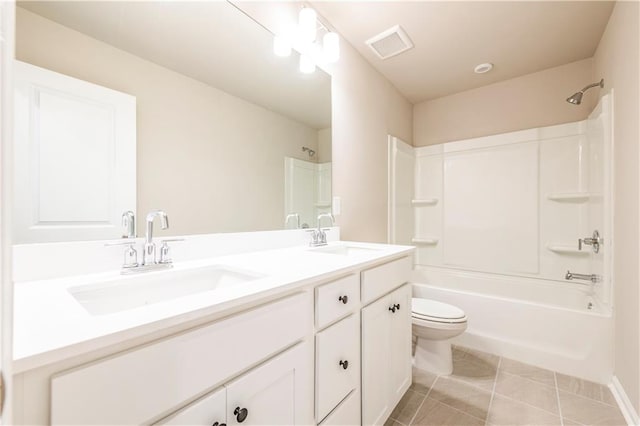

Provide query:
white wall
left=413, top=59, right=596, bottom=146
left=16, top=7, right=319, bottom=237
left=593, top=0, right=640, bottom=415
left=235, top=2, right=413, bottom=243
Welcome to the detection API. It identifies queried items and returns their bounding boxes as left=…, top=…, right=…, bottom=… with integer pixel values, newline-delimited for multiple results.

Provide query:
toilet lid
left=412, top=298, right=466, bottom=320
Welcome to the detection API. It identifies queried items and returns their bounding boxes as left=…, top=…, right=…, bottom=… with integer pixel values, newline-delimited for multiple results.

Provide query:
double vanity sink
left=13, top=238, right=414, bottom=425
left=68, top=243, right=379, bottom=316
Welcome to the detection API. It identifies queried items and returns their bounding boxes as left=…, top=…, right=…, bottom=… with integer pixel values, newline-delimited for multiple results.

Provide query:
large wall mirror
left=13, top=1, right=331, bottom=244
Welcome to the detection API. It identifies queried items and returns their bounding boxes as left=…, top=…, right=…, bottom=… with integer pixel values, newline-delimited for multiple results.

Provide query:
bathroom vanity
left=12, top=238, right=413, bottom=425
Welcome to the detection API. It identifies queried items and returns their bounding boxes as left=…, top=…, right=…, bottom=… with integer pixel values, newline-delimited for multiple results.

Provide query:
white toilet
left=411, top=297, right=468, bottom=375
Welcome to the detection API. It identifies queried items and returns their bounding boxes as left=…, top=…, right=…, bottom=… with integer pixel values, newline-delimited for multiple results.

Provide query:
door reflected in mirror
left=14, top=1, right=331, bottom=243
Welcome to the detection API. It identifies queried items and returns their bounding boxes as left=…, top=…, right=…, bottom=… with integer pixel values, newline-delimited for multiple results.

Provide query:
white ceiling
left=18, top=1, right=331, bottom=129
left=312, top=1, right=614, bottom=103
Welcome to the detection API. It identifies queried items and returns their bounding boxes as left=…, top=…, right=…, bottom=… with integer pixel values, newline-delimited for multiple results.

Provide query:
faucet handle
left=105, top=241, right=138, bottom=268
left=158, top=238, right=184, bottom=264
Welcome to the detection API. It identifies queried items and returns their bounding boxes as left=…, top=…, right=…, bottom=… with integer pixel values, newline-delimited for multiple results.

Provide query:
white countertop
left=14, top=241, right=413, bottom=373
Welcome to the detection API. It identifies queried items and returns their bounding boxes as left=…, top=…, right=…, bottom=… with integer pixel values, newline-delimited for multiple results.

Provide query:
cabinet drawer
left=316, top=314, right=360, bottom=422
left=361, top=256, right=412, bottom=305
left=315, top=274, right=359, bottom=329
left=319, top=389, right=361, bottom=426
left=157, top=387, right=226, bottom=426
left=51, top=292, right=312, bottom=425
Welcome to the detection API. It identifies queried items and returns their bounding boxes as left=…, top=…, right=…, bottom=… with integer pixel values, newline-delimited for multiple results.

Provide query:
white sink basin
left=309, top=245, right=378, bottom=256
left=69, top=265, right=265, bottom=316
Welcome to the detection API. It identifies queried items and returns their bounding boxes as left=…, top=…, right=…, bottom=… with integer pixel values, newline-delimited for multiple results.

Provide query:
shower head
left=566, top=79, right=604, bottom=105
left=302, top=146, right=316, bottom=157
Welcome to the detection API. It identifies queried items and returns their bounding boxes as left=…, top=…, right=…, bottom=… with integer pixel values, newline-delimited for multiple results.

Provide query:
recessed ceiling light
left=474, top=63, right=493, bottom=74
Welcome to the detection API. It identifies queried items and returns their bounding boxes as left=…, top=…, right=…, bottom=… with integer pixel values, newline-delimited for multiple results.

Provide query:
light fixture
left=299, top=53, right=316, bottom=74
left=323, top=32, right=340, bottom=64
left=298, top=8, right=317, bottom=44
left=273, top=34, right=292, bottom=57
left=272, top=6, right=340, bottom=73
left=474, top=63, right=493, bottom=74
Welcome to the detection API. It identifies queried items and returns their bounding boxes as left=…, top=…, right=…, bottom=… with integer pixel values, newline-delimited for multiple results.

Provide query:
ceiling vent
left=365, top=25, right=414, bottom=60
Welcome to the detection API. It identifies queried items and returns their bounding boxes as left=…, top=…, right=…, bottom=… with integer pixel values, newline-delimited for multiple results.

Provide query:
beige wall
left=317, top=127, right=332, bottom=163
left=594, top=1, right=640, bottom=414
left=413, top=58, right=597, bottom=146
left=16, top=8, right=319, bottom=237
left=236, top=2, right=413, bottom=243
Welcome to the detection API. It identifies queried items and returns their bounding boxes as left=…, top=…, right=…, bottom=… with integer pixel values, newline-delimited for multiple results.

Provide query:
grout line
left=485, top=356, right=502, bottom=425
left=407, top=375, right=438, bottom=425
left=555, top=372, right=565, bottom=426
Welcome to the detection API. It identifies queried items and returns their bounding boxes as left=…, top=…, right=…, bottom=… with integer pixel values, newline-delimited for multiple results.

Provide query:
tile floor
left=386, top=346, right=627, bottom=426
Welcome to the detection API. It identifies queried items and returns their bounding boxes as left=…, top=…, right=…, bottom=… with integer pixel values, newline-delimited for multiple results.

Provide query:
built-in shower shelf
left=412, top=198, right=439, bottom=206
left=546, top=245, right=590, bottom=255
left=412, top=237, right=439, bottom=245
left=547, top=192, right=592, bottom=203
left=315, top=202, right=331, bottom=208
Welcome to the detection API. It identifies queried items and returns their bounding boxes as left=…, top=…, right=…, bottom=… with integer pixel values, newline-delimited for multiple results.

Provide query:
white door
left=388, top=284, right=412, bottom=403
left=13, top=60, right=136, bottom=243
left=361, top=294, right=392, bottom=426
left=0, top=1, right=15, bottom=423
left=225, top=342, right=312, bottom=426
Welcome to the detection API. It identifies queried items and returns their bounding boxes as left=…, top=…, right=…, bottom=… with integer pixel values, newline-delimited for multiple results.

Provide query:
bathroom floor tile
left=494, top=370, right=559, bottom=414
left=390, top=389, right=426, bottom=425
left=556, top=373, right=615, bottom=406
left=410, top=367, right=438, bottom=395
left=428, top=375, right=492, bottom=420
left=487, top=394, right=562, bottom=426
left=411, top=398, right=485, bottom=426
left=390, top=346, right=626, bottom=426
left=558, top=390, right=627, bottom=426
left=450, top=348, right=498, bottom=391
left=499, top=357, right=556, bottom=387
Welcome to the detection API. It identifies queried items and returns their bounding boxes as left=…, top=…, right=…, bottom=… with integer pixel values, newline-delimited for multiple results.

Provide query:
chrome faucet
left=122, top=210, right=136, bottom=238
left=309, top=213, right=334, bottom=247
left=285, top=213, right=300, bottom=229
left=565, top=270, right=600, bottom=284
left=143, top=210, right=169, bottom=265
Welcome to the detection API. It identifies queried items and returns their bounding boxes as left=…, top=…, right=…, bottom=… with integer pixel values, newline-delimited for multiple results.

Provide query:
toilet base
left=414, top=337, right=453, bottom=375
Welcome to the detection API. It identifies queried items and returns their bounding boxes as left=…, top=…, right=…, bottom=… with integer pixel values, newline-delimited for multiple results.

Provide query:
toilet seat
left=412, top=298, right=467, bottom=324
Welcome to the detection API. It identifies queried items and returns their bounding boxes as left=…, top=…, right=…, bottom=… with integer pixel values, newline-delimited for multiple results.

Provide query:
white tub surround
left=390, top=95, right=614, bottom=385
left=13, top=233, right=413, bottom=425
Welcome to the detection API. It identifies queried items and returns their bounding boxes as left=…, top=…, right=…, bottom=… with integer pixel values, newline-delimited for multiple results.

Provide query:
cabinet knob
left=234, top=407, right=248, bottom=423
left=339, top=359, right=349, bottom=370
left=389, top=305, right=396, bottom=313
left=338, top=295, right=349, bottom=304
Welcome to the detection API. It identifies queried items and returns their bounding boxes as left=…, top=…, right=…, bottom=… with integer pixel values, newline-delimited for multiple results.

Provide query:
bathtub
left=412, top=266, right=614, bottom=384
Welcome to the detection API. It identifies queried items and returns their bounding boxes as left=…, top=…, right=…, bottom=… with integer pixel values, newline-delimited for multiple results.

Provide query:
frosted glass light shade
left=273, top=34, right=292, bottom=57
left=323, top=32, right=340, bottom=63
left=299, top=53, right=316, bottom=74
left=299, top=8, right=317, bottom=43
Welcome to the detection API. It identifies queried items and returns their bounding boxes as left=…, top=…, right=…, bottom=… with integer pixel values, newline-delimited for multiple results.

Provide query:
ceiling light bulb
left=273, top=34, right=292, bottom=57
left=323, top=32, right=340, bottom=63
left=299, top=53, right=316, bottom=74
left=299, top=7, right=317, bottom=43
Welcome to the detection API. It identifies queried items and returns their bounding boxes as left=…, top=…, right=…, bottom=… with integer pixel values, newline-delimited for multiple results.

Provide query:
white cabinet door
left=315, top=314, right=360, bottom=422
left=225, top=341, right=313, bottom=426
left=13, top=60, right=136, bottom=243
left=389, top=284, right=412, bottom=405
left=361, top=294, right=392, bottom=426
left=158, top=387, right=226, bottom=426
